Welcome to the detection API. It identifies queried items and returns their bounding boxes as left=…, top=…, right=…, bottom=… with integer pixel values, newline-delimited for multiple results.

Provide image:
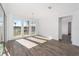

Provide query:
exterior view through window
left=13, top=17, right=36, bottom=37
left=23, top=20, right=29, bottom=35
left=0, top=16, right=3, bottom=55
left=0, top=4, right=4, bottom=55
left=13, top=17, right=22, bottom=36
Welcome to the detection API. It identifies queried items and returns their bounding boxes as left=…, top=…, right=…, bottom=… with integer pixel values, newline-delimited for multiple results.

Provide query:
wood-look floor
left=61, top=34, right=72, bottom=44
left=6, top=37, right=79, bottom=56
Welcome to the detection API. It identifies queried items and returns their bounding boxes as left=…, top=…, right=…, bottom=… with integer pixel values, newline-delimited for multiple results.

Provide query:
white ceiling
left=2, top=3, right=79, bottom=19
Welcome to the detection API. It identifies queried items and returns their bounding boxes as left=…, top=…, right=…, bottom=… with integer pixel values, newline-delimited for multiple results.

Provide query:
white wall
left=5, top=14, right=13, bottom=41
left=36, top=4, right=79, bottom=40
left=59, top=18, right=62, bottom=39
left=62, top=18, right=68, bottom=35
left=72, top=10, right=79, bottom=46
left=61, top=16, right=72, bottom=35
left=38, top=14, right=58, bottom=40
left=2, top=3, right=79, bottom=45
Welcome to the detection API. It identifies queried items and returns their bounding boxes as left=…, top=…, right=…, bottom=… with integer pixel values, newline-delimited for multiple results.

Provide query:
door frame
left=58, top=15, right=72, bottom=42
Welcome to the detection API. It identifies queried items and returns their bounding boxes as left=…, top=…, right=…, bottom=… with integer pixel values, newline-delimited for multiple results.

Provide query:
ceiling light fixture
left=48, top=6, right=52, bottom=10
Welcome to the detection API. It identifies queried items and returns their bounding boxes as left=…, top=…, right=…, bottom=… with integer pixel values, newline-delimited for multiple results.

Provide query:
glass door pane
left=31, top=25, right=35, bottom=35
left=30, top=19, right=36, bottom=35
left=13, top=17, right=22, bottom=37
left=0, top=6, right=4, bottom=56
left=23, top=20, right=29, bottom=35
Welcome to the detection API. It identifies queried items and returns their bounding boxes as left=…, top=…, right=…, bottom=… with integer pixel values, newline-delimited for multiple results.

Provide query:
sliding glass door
left=0, top=5, right=4, bottom=56
left=23, top=20, right=29, bottom=35
left=13, top=17, right=36, bottom=38
left=13, top=19, right=22, bottom=37
left=30, top=19, right=36, bottom=35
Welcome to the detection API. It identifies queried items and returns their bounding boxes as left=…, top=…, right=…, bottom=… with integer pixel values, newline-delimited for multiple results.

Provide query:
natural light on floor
left=16, top=39, right=38, bottom=49
left=27, top=37, right=47, bottom=43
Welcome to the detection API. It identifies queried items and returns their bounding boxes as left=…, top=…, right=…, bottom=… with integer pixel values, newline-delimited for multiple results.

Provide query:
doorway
left=59, top=16, right=72, bottom=44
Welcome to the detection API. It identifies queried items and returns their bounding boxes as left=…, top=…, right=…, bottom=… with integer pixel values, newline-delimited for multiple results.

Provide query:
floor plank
left=6, top=38, right=79, bottom=56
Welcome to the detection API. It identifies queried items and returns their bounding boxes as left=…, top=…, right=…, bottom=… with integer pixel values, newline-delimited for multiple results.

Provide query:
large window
left=13, top=18, right=22, bottom=36
left=13, top=17, right=36, bottom=37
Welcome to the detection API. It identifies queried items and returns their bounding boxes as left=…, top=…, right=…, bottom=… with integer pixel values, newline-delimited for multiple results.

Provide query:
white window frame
left=13, top=19, right=36, bottom=39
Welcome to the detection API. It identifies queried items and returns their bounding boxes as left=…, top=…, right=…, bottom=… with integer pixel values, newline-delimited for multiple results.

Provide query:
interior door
left=68, top=22, right=71, bottom=35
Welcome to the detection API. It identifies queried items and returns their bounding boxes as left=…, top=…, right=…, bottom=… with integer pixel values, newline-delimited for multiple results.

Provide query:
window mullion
left=21, top=20, right=24, bottom=37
